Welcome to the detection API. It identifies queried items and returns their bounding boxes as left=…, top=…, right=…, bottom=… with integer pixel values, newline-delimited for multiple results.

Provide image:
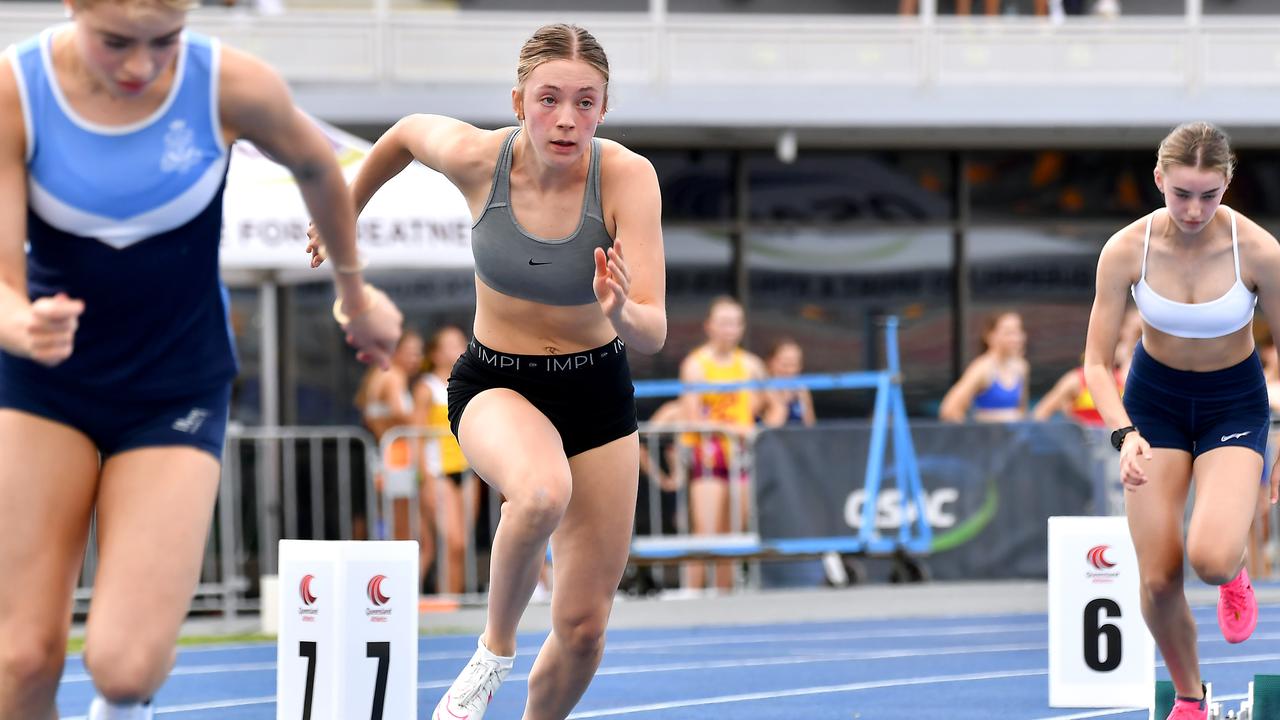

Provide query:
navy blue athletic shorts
left=1123, top=341, right=1269, bottom=460
left=0, top=371, right=231, bottom=460
left=448, top=337, right=638, bottom=459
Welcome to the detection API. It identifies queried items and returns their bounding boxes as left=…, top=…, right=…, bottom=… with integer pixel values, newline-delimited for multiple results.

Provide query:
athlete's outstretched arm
left=218, top=47, right=401, bottom=368
left=351, top=114, right=489, bottom=213
left=595, top=148, right=666, bottom=355
left=307, top=114, right=491, bottom=263
left=0, top=54, right=83, bottom=367
left=1084, top=230, right=1151, bottom=485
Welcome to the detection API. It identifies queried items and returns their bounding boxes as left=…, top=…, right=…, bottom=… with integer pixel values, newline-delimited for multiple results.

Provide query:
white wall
left=5, top=6, right=1280, bottom=132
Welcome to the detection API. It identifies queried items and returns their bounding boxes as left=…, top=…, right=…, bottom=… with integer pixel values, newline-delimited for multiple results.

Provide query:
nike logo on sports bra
left=528, top=259, right=551, bottom=266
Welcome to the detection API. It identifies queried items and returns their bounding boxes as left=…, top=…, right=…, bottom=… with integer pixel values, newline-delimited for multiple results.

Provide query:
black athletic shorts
left=447, top=337, right=638, bottom=458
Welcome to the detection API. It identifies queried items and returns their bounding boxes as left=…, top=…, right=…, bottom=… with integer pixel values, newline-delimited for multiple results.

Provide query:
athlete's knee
left=1140, top=566, right=1184, bottom=601
left=553, top=608, right=608, bottom=659
left=505, top=471, right=571, bottom=535
left=1187, top=544, right=1241, bottom=585
left=0, top=630, right=64, bottom=697
left=85, top=639, right=175, bottom=703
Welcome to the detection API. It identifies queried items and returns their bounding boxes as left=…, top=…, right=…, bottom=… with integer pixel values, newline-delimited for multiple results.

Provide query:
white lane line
left=60, top=625, right=1052, bottom=683
left=412, top=641, right=1050, bottom=691
left=561, top=651, right=1280, bottom=719
left=564, top=668, right=1050, bottom=718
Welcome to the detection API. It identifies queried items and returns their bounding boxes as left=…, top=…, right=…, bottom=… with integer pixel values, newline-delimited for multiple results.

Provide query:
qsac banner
left=753, top=421, right=1096, bottom=583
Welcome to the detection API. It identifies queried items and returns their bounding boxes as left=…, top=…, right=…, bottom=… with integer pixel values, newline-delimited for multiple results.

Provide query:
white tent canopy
left=219, top=118, right=473, bottom=427
left=220, top=117, right=473, bottom=280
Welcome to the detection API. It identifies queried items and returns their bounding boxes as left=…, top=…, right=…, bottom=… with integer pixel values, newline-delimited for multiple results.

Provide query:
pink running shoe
left=1218, top=567, right=1259, bottom=644
left=1166, top=693, right=1207, bottom=720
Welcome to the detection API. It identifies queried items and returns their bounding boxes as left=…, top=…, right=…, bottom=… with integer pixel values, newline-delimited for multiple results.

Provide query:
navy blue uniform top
left=5, top=28, right=236, bottom=398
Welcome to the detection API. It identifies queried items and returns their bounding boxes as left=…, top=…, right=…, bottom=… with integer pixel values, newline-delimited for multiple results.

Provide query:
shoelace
left=1222, top=576, right=1250, bottom=617
left=455, top=659, right=504, bottom=707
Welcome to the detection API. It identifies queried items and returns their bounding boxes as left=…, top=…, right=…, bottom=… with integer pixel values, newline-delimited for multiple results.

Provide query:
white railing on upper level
left=5, top=6, right=1280, bottom=126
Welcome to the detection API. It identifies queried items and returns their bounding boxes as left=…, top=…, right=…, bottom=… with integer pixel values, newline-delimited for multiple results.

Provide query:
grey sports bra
left=470, top=129, right=612, bottom=306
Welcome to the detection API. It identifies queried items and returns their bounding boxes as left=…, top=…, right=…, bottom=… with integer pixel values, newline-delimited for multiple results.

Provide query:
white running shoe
left=87, top=697, right=154, bottom=720
left=431, top=637, right=514, bottom=720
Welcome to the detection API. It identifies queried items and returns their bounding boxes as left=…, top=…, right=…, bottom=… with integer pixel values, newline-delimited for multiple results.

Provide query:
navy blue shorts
left=448, top=337, right=638, bottom=459
left=1123, top=341, right=1269, bottom=460
left=0, top=370, right=231, bottom=460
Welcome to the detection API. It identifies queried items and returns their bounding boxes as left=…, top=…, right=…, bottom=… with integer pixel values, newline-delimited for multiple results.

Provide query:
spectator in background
left=679, top=296, right=766, bottom=591
left=356, top=330, right=432, bottom=567
left=1034, top=308, right=1142, bottom=425
left=414, top=325, right=473, bottom=595
left=760, top=337, right=816, bottom=428
left=939, top=310, right=1029, bottom=423
left=640, top=399, right=684, bottom=501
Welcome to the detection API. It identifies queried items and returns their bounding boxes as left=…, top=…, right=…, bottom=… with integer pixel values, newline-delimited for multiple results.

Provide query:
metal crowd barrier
left=74, top=425, right=379, bottom=621
left=632, top=422, right=757, bottom=589
left=375, top=425, right=495, bottom=598
left=375, top=421, right=757, bottom=594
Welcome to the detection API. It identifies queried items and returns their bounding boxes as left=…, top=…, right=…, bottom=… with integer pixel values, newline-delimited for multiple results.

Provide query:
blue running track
left=55, top=602, right=1280, bottom=719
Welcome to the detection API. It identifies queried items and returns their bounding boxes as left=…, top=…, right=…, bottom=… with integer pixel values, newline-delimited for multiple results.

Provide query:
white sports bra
left=1130, top=207, right=1256, bottom=340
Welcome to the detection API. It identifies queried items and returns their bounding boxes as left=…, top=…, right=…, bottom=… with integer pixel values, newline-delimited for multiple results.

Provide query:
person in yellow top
left=1034, top=308, right=1143, bottom=425
left=678, top=296, right=765, bottom=590
left=414, top=324, right=473, bottom=595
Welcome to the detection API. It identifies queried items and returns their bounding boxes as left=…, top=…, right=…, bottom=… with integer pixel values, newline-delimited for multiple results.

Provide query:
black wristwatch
left=1110, top=425, right=1138, bottom=451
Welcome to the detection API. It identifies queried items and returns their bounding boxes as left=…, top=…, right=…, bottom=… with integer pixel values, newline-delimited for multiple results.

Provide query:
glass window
left=969, top=149, right=1160, bottom=221
left=744, top=227, right=954, bottom=418
left=647, top=149, right=736, bottom=222
left=1218, top=149, right=1280, bottom=221
left=747, top=150, right=952, bottom=224
left=965, top=224, right=1106, bottom=403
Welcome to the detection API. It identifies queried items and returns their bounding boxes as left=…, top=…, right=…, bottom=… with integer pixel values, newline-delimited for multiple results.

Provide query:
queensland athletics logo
left=298, top=574, right=319, bottom=621
left=1087, top=545, right=1116, bottom=571
left=366, top=574, right=393, bottom=622
left=300, top=574, right=318, bottom=605
left=367, top=575, right=391, bottom=606
left=1086, top=544, right=1119, bottom=583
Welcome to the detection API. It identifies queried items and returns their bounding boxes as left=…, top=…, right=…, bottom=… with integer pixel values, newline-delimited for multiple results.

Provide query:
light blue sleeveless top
left=4, top=28, right=236, bottom=397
